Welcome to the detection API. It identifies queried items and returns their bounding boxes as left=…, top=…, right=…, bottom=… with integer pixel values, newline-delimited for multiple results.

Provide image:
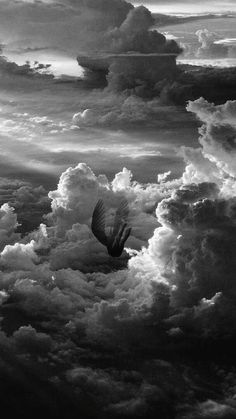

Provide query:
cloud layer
left=0, top=96, right=236, bottom=417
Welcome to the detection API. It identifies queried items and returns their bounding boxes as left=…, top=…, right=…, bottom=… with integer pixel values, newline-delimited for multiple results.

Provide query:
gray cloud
left=0, top=5, right=236, bottom=417
left=0, top=97, right=235, bottom=418
left=0, top=0, right=133, bottom=53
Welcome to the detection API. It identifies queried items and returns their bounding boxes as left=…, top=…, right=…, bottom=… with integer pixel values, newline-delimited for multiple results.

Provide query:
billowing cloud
left=0, top=87, right=236, bottom=418
left=1, top=2, right=236, bottom=417
left=0, top=203, right=20, bottom=251
left=44, top=163, right=167, bottom=272
left=0, top=0, right=133, bottom=53
left=180, top=28, right=236, bottom=62
left=72, top=97, right=187, bottom=127
left=0, top=0, right=183, bottom=93
left=75, top=4, right=181, bottom=93
left=0, top=240, right=39, bottom=271
left=186, top=97, right=236, bottom=180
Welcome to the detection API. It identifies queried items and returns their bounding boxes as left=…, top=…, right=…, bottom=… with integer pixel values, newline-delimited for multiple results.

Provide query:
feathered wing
left=91, top=199, right=108, bottom=246
left=120, top=226, right=132, bottom=245
left=112, top=199, right=129, bottom=237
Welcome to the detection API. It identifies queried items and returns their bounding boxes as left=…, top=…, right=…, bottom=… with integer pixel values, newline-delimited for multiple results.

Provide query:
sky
left=133, top=0, right=236, bottom=14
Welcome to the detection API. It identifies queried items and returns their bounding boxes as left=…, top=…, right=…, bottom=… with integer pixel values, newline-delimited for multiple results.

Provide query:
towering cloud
left=181, top=28, right=236, bottom=62
left=186, top=98, right=236, bottom=188
left=79, top=4, right=182, bottom=93
left=196, top=29, right=229, bottom=58
left=127, top=97, right=236, bottom=341
left=0, top=0, right=133, bottom=53
left=0, top=0, right=183, bottom=93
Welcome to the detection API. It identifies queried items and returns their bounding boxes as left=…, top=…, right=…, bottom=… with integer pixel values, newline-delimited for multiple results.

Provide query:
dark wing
left=91, top=199, right=108, bottom=246
left=121, top=226, right=132, bottom=245
left=112, top=199, right=129, bottom=237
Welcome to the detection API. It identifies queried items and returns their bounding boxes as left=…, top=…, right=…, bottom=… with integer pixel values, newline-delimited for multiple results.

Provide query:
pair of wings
left=91, top=199, right=129, bottom=246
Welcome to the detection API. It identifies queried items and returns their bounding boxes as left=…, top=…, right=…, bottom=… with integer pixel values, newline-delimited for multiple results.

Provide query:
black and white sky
left=0, top=2, right=236, bottom=419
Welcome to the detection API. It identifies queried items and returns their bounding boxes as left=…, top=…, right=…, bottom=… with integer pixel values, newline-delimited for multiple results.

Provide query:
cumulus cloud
left=72, top=109, right=95, bottom=126
left=1, top=2, right=236, bottom=419
left=0, top=94, right=236, bottom=417
left=195, top=29, right=228, bottom=59
left=48, top=162, right=100, bottom=230
left=72, top=96, right=187, bottom=127
left=186, top=98, right=236, bottom=180
left=0, top=178, right=51, bottom=233
left=181, top=28, right=236, bottom=61
left=0, top=0, right=133, bottom=54
left=0, top=203, right=20, bottom=250
left=71, top=3, right=182, bottom=93
left=0, top=240, right=39, bottom=271
left=45, top=163, right=166, bottom=271
left=12, top=325, right=53, bottom=355
left=0, top=0, right=181, bottom=62
left=103, top=6, right=180, bottom=54
left=125, top=97, right=236, bottom=342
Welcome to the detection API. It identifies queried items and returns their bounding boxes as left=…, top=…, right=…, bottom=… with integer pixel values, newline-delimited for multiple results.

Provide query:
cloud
left=47, top=162, right=100, bottom=229
left=181, top=29, right=236, bottom=61
left=126, top=98, right=236, bottom=341
left=0, top=0, right=133, bottom=54
left=72, top=109, right=95, bottom=126
left=0, top=93, right=236, bottom=417
left=0, top=178, right=51, bottom=233
left=12, top=325, right=53, bottom=355
left=184, top=400, right=236, bottom=419
left=45, top=163, right=165, bottom=271
left=0, top=240, right=39, bottom=271
left=186, top=98, right=236, bottom=179
left=0, top=203, right=20, bottom=251
left=72, top=96, right=187, bottom=127
left=195, top=29, right=236, bottom=59
left=1, top=4, right=236, bottom=419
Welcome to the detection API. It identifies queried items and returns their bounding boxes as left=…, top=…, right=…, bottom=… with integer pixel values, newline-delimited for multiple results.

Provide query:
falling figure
left=91, top=199, right=132, bottom=257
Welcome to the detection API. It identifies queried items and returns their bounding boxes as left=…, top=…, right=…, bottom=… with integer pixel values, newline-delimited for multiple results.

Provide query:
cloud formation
left=195, top=29, right=236, bottom=59
left=181, top=28, right=236, bottom=62
left=1, top=4, right=236, bottom=417
left=0, top=96, right=236, bottom=417
left=0, top=0, right=133, bottom=53
left=75, top=4, right=181, bottom=93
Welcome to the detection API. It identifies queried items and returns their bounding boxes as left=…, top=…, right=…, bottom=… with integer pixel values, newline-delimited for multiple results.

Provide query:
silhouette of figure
left=91, top=199, right=132, bottom=257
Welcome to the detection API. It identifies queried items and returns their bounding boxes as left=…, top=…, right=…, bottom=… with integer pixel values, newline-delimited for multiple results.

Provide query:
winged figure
left=91, top=199, right=132, bottom=257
